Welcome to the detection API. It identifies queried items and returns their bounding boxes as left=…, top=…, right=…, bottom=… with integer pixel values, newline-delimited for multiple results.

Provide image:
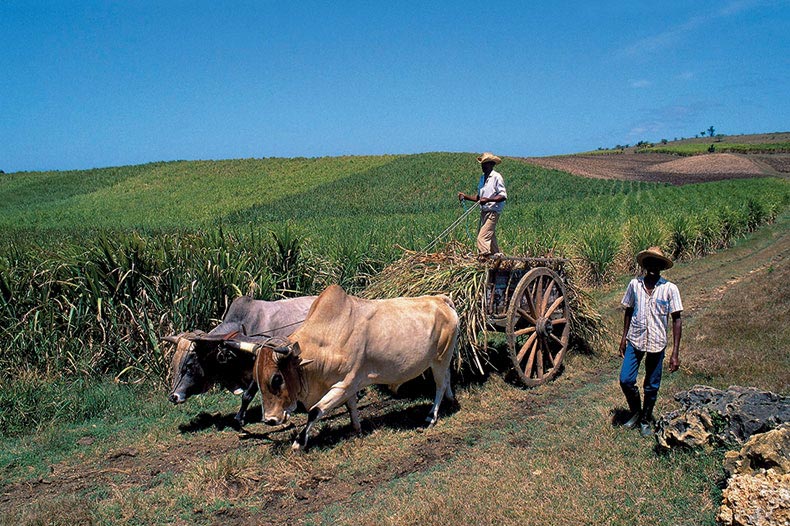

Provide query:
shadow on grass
left=178, top=406, right=263, bottom=434
left=178, top=384, right=463, bottom=452
left=175, top=367, right=475, bottom=450
left=305, top=398, right=462, bottom=452
left=609, top=407, right=635, bottom=427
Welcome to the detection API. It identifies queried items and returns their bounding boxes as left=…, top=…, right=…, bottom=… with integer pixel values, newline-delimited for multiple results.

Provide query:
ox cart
left=481, top=255, right=572, bottom=387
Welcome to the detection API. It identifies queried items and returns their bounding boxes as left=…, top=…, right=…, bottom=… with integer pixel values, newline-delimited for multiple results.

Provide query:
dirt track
left=520, top=152, right=789, bottom=185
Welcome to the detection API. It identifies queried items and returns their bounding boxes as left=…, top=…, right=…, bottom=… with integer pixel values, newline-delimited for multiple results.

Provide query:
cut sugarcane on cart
left=365, top=201, right=586, bottom=388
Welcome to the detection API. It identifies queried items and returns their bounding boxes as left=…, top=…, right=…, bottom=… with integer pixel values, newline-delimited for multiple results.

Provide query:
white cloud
left=630, top=79, right=652, bottom=88
left=619, top=0, right=758, bottom=57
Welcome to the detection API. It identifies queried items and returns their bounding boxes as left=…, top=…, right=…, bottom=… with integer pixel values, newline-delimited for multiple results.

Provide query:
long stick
left=421, top=201, right=480, bottom=253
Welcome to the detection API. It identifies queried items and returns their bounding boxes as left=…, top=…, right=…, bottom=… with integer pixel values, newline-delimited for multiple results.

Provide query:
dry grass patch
left=1, top=494, right=94, bottom=526
left=682, top=255, right=789, bottom=393
left=312, top=375, right=721, bottom=526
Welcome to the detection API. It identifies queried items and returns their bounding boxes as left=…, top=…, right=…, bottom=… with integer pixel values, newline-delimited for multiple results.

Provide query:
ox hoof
left=291, top=442, right=305, bottom=453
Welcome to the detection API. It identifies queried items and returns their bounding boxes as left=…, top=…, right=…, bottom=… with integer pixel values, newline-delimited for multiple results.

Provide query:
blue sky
left=1, top=1, right=788, bottom=172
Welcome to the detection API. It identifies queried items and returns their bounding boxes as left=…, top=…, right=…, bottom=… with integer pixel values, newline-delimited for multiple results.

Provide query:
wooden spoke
left=523, top=339, right=538, bottom=376
left=506, top=267, right=572, bottom=387
left=514, top=326, right=536, bottom=337
left=550, top=333, right=565, bottom=347
left=535, top=276, right=545, bottom=316
left=540, top=278, right=555, bottom=313
left=545, top=295, right=565, bottom=318
left=516, top=333, right=537, bottom=362
left=517, top=308, right=537, bottom=325
left=525, top=283, right=537, bottom=318
left=545, top=344, right=556, bottom=367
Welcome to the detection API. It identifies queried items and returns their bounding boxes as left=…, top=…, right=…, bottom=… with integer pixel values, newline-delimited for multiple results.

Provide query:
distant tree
left=708, top=144, right=716, bottom=153
left=700, top=131, right=706, bottom=137
left=661, top=139, right=668, bottom=144
left=708, top=126, right=715, bottom=138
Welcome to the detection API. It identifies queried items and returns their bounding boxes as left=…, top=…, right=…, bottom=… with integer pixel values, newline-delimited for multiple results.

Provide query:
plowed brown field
left=520, top=152, right=789, bottom=185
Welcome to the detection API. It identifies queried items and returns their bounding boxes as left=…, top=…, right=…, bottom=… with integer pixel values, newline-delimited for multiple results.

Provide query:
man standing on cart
left=618, top=246, right=683, bottom=437
left=457, top=152, right=508, bottom=259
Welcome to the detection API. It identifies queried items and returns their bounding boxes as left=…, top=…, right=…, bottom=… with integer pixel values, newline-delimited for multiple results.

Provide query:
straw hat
left=636, top=246, right=673, bottom=270
left=477, top=152, right=502, bottom=165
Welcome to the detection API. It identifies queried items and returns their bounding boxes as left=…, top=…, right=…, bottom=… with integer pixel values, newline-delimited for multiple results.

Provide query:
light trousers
left=477, top=211, right=500, bottom=255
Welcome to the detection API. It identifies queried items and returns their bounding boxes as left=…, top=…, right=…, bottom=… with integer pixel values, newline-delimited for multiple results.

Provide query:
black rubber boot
left=640, top=397, right=656, bottom=437
left=622, top=386, right=641, bottom=429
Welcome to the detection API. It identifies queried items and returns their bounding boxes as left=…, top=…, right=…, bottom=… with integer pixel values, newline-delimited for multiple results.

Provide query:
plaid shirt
left=621, top=276, right=683, bottom=353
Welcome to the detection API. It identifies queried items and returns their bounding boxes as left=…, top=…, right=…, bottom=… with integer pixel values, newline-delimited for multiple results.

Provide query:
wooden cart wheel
left=506, top=267, right=571, bottom=386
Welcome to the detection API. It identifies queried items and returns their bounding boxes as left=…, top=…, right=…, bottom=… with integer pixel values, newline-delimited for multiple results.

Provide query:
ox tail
left=435, top=303, right=460, bottom=366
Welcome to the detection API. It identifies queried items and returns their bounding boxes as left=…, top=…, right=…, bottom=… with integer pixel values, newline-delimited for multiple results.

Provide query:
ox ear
left=161, top=330, right=205, bottom=344
left=161, top=334, right=181, bottom=344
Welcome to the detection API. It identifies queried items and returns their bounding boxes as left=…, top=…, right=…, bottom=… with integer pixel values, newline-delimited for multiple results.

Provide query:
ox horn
left=272, top=345, right=292, bottom=355
left=161, top=334, right=181, bottom=344
left=271, top=341, right=301, bottom=361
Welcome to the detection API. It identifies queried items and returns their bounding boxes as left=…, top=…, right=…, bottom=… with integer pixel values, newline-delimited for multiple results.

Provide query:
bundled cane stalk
left=362, top=242, right=606, bottom=377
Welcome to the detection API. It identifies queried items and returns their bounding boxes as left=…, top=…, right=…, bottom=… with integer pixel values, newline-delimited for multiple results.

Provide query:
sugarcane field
left=2, top=5, right=789, bottom=525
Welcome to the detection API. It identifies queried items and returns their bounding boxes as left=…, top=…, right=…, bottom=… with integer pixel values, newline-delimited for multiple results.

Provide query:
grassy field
left=0, top=153, right=788, bottom=438
left=636, top=142, right=790, bottom=156
left=2, top=210, right=787, bottom=526
left=0, top=148, right=788, bottom=524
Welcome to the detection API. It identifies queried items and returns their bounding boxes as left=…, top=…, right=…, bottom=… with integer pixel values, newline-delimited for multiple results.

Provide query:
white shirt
left=478, top=170, right=507, bottom=213
left=621, top=276, right=683, bottom=353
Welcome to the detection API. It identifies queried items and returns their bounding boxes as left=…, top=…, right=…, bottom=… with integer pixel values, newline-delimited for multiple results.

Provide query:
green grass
left=636, top=142, right=790, bottom=155
left=1, top=212, right=787, bottom=525
left=0, top=153, right=788, bottom=437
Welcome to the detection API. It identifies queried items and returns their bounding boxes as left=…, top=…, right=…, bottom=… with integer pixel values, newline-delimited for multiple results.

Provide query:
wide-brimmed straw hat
left=477, top=152, right=502, bottom=165
left=636, top=246, right=673, bottom=270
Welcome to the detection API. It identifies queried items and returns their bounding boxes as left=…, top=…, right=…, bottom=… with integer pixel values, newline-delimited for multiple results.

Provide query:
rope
left=421, top=200, right=480, bottom=253
left=248, top=318, right=306, bottom=338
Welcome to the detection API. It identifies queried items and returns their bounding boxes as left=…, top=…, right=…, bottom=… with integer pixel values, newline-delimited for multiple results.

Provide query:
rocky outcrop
left=718, top=470, right=790, bottom=526
left=717, top=424, right=790, bottom=526
left=656, top=385, right=790, bottom=450
left=723, top=423, right=790, bottom=478
left=653, top=386, right=790, bottom=525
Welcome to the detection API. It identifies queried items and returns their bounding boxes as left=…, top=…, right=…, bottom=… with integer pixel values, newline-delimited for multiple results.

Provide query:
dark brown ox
left=164, top=295, right=315, bottom=424
left=250, top=284, right=459, bottom=451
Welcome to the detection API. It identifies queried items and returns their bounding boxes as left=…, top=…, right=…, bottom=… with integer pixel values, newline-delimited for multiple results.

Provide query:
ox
left=246, top=284, right=459, bottom=451
left=164, top=295, right=316, bottom=419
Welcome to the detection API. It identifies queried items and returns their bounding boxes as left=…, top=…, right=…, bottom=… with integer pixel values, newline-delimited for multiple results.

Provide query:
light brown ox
left=251, top=284, right=459, bottom=451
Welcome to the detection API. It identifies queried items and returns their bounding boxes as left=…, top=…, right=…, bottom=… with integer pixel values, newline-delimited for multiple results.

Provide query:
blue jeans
left=619, top=342, right=664, bottom=407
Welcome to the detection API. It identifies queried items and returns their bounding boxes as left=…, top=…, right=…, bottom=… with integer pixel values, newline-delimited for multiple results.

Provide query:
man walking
left=618, top=246, right=683, bottom=437
left=457, top=152, right=507, bottom=258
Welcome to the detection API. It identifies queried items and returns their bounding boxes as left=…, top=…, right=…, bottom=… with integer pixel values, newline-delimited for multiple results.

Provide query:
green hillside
left=3, top=152, right=786, bottom=255
left=0, top=152, right=788, bottom=436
